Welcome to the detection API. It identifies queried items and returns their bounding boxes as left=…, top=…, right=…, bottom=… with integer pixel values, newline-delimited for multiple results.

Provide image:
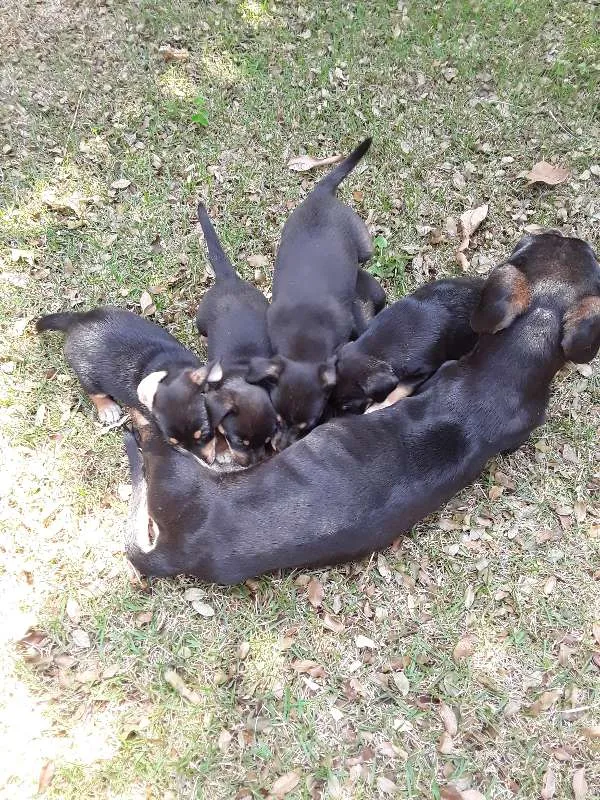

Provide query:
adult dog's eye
left=168, top=437, right=179, bottom=445
left=297, top=422, right=308, bottom=430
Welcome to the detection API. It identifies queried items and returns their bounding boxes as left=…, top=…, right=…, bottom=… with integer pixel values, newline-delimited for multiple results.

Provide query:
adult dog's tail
left=315, top=137, right=372, bottom=193
left=35, top=312, right=80, bottom=333
left=197, top=202, right=237, bottom=281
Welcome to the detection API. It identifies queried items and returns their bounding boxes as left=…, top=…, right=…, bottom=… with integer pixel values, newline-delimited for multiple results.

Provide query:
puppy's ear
left=319, top=357, right=337, bottom=389
left=562, top=296, right=600, bottom=363
left=246, top=356, right=283, bottom=385
left=362, top=367, right=398, bottom=402
left=206, top=361, right=224, bottom=385
left=188, top=366, right=208, bottom=386
left=137, top=371, right=167, bottom=411
left=206, top=392, right=237, bottom=427
left=471, top=264, right=531, bottom=334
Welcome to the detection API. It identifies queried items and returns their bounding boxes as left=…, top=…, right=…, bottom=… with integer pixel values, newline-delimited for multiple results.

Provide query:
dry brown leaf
left=392, top=671, right=409, bottom=696
left=287, top=153, right=343, bottom=172
left=135, top=611, right=153, bottom=627
left=217, top=729, right=232, bottom=751
left=438, top=732, right=454, bottom=754
left=541, top=767, right=557, bottom=799
left=247, top=254, right=269, bottom=269
left=488, top=484, right=504, bottom=501
left=457, top=204, right=489, bottom=253
left=237, top=641, right=250, bottom=659
left=460, top=792, right=486, bottom=800
left=439, top=703, right=458, bottom=735
left=71, top=629, right=91, bottom=649
left=464, top=584, right=475, bottom=609
left=355, top=634, right=376, bottom=649
left=544, top=575, right=557, bottom=596
left=503, top=699, right=521, bottom=718
left=111, top=178, right=131, bottom=190
left=527, top=689, right=561, bottom=717
left=270, top=770, right=300, bottom=797
left=292, top=659, right=325, bottom=678
left=192, top=600, right=215, bottom=617
left=440, top=787, right=462, bottom=800
left=592, top=622, right=600, bottom=646
left=453, top=636, right=474, bottom=661
left=572, top=768, right=587, bottom=800
left=183, top=588, right=204, bottom=602
left=159, top=45, right=190, bottom=62
left=307, top=577, right=324, bottom=608
left=140, top=291, right=156, bottom=317
left=38, top=761, right=55, bottom=794
left=322, top=613, right=345, bottom=633
left=164, top=669, right=202, bottom=704
left=525, top=161, right=569, bottom=186
left=376, top=776, right=398, bottom=794
left=66, top=597, right=81, bottom=623
left=581, top=725, right=600, bottom=739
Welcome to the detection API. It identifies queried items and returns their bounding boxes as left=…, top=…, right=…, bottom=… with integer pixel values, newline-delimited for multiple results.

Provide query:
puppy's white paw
left=97, top=401, right=123, bottom=425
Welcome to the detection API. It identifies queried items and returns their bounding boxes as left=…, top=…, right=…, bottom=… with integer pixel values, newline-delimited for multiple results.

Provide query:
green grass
left=1, top=0, right=599, bottom=797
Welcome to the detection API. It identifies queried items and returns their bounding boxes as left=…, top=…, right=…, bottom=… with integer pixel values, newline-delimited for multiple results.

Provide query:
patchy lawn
left=0, top=0, right=599, bottom=797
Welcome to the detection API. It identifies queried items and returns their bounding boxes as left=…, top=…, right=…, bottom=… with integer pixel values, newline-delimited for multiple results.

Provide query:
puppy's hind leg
left=348, top=210, right=373, bottom=264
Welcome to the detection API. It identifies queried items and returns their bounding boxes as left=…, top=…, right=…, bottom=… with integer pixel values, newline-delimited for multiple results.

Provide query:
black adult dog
left=125, top=233, right=600, bottom=583
left=331, top=277, right=484, bottom=415
left=195, top=203, right=278, bottom=466
left=247, top=138, right=374, bottom=449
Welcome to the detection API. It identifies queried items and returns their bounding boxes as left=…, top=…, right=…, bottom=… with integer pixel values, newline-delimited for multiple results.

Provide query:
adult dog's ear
left=246, top=356, right=284, bottom=385
left=206, top=392, right=237, bottom=427
left=137, top=371, right=167, bottom=411
left=562, top=297, right=600, bottom=363
left=319, top=357, right=337, bottom=389
left=471, top=264, right=531, bottom=334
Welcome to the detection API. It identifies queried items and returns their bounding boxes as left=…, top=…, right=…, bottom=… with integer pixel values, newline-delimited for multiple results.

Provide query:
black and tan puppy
left=36, top=308, right=214, bottom=460
left=332, top=277, right=484, bottom=414
left=195, top=203, right=278, bottom=466
left=247, top=137, right=374, bottom=449
left=124, top=231, right=600, bottom=582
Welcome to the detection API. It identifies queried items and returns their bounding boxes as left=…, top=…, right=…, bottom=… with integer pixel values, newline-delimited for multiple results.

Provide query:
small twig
left=59, top=88, right=84, bottom=164
left=548, top=108, right=576, bottom=137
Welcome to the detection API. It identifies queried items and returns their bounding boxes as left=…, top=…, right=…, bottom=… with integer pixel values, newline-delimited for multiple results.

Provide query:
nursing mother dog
left=125, top=232, right=600, bottom=583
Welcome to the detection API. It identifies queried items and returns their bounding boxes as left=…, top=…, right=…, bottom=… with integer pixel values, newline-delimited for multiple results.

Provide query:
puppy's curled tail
left=36, top=312, right=80, bottom=333
left=197, top=202, right=237, bottom=281
left=316, top=136, right=372, bottom=193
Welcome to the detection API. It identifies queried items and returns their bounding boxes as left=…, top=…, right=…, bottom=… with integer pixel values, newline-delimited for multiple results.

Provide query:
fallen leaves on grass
left=438, top=732, right=454, bottom=754
left=110, top=178, right=131, bottom=190
left=572, top=768, right=587, bottom=800
left=456, top=204, right=488, bottom=270
left=192, top=601, right=215, bottom=617
left=376, top=776, right=398, bottom=794
left=544, top=575, right=557, bottom=596
left=217, top=729, right=232, bottom=751
left=270, top=771, right=300, bottom=797
left=135, top=611, right=153, bottom=627
left=322, top=613, right=345, bottom=633
left=392, top=671, right=410, bottom=696
left=592, top=622, right=600, bottom=645
left=37, top=761, right=55, bottom=794
left=355, top=634, right=376, bottom=649
left=292, top=659, right=325, bottom=678
left=453, top=636, right=474, bottom=660
left=247, top=254, right=269, bottom=269
left=164, top=669, right=201, bottom=704
left=439, top=703, right=458, bottom=735
left=527, top=689, right=561, bottom=717
left=287, top=152, right=343, bottom=172
left=140, top=291, right=156, bottom=317
left=525, top=161, right=569, bottom=186
left=71, top=629, right=91, bottom=649
left=541, top=767, right=556, bottom=799
left=581, top=725, right=600, bottom=739
left=307, top=577, right=324, bottom=608
left=159, top=45, right=190, bottom=62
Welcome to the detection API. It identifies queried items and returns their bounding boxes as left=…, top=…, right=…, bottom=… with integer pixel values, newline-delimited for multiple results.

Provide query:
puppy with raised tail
left=36, top=308, right=215, bottom=460
left=332, top=277, right=484, bottom=415
left=247, top=137, right=374, bottom=449
left=195, top=203, right=278, bottom=466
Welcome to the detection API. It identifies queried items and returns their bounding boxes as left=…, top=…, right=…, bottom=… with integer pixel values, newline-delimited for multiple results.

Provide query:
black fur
left=125, top=233, right=600, bottom=582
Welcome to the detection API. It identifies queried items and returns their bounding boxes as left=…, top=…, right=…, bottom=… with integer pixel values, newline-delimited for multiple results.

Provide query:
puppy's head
left=137, top=366, right=215, bottom=462
left=331, top=345, right=399, bottom=414
left=471, top=231, right=600, bottom=363
left=246, top=354, right=336, bottom=449
left=206, top=376, right=278, bottom=467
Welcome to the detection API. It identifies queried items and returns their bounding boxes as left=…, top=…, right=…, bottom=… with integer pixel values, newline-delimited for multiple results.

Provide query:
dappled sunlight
left=156, top=66, right=200, bottom=101
left=237, top=0, right=273, bottom=27
left=200, top=50, right=246, bottom=87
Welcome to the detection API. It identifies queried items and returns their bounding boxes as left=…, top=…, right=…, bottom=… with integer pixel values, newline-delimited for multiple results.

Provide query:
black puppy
left=332, top=277, right=484, bottom=414
left=247, top=137, right=374, bottom=449
left=352, top=268, right=386, bottom=336
left=36, top=308, right=214, bottom=460
left=124, top=232, right=600, bottom=582
left=195, top=203, right=278, bottom=467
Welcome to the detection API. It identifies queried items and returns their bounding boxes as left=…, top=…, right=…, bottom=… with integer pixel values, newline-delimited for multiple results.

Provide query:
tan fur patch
left=364, top=382, right=414, bottom=414
left=564, top=296, right=600, bottom=330
left=505, top=264, right=531, bottom=317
